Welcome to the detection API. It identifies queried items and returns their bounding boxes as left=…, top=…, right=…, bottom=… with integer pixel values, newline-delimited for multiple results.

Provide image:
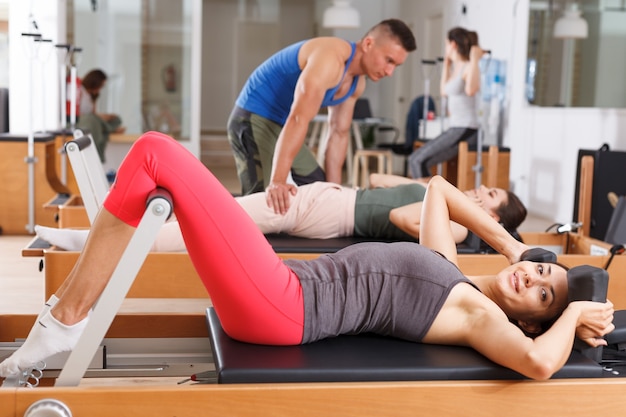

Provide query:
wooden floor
left=0, top=235, right=44, bottom=315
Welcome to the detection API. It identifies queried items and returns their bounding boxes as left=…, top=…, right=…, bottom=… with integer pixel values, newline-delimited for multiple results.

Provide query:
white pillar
left=9, top=0, right=61, bottom=134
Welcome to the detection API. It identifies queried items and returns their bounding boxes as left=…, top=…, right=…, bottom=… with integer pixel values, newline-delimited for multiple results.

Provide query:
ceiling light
left=322, top=1, right=360, bottom=29
left=554, top=3, right=588, bottom=39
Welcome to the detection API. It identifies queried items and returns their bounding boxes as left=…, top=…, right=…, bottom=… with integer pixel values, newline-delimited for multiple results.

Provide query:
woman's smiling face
left=493, top=261, right=569, bottom=324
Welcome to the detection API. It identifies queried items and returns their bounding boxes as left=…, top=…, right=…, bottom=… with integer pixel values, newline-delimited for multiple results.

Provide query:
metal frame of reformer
left=63, top=130, right=110, bottom=224
left=0, top=188, right=175, bottom=388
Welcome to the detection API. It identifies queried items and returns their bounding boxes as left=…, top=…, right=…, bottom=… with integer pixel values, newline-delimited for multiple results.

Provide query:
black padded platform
left=266, top=233, right=489, bottom=255
left=205, top=308, right=604, bottom=384
left=265, top=233, right=393, bottom=254
left=0, top=132, right=55, bottom=142
left=47, top=193, right=71, bottom=206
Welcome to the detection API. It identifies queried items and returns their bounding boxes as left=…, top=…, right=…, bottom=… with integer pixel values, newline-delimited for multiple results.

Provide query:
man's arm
left=323, top=97, right=357, bottom=184
left=266, top=40, right=350, bottom=214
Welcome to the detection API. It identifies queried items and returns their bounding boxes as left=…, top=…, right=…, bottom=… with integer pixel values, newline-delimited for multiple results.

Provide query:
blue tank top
left=235, top=40, right=360, bottom=125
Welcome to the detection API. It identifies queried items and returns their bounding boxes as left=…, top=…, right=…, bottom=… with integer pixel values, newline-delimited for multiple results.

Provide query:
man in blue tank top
left=228, top=18, right=416, bottom=214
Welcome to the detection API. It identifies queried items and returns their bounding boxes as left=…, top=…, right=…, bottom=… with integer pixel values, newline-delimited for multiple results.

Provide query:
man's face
left=361, top=36, right=408, bottom=81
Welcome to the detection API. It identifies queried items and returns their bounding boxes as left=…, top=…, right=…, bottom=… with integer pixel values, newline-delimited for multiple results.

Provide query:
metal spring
left=19, top=361, right=46, bottom=388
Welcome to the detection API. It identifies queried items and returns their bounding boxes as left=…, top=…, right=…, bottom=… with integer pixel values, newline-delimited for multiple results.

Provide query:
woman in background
left=407, top=27, right=484, bottom=178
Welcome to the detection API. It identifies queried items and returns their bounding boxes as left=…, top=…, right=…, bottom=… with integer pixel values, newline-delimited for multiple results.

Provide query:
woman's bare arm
left=468, top=297, right=613, bottom=380
left=428, top=284, right=614, bottom=380
left=463, top=46, right=484, bottom=96
left=419, top=176, right=527, bottom=266
left=389, top=202, right=468, bottom=243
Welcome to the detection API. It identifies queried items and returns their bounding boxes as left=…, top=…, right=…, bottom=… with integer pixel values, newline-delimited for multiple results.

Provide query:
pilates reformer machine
left=5, top=134, right=626, bottom=416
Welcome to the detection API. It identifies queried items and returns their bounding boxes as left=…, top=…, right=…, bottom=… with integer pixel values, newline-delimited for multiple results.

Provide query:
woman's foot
left=0, top=311, right=88, bottom=377
left=35, top=225, right=89, bottom=251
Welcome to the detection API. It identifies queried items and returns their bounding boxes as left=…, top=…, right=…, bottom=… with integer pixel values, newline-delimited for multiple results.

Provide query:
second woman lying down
left=36, top=180, right=526, bottom=252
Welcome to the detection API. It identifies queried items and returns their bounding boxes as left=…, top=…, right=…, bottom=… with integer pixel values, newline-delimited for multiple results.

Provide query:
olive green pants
left=227, top=107, right=325, bottom=195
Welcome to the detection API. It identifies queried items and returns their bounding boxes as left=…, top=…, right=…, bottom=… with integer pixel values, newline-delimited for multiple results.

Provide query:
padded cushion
left=0, top=132, right=55, bottom=142
left=265, top=233, right=486, bottom=255
left=567, top=265, right=609, bottom=362
left=265, top=233, right=394, bottom=254
left=205, top=308, right=603, bottom=384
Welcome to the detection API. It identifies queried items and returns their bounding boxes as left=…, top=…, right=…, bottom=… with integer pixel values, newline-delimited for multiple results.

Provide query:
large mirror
left=69, top=0, right=197, bottom=140
left=526, top=0, right=626, bottom=108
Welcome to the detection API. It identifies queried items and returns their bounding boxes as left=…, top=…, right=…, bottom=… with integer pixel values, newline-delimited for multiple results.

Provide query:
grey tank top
left=284, top=241, right=477, bottom=344
left=444, top=64, right=479, bottom=129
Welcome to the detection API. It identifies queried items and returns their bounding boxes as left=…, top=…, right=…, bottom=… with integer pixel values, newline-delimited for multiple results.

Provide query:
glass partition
left=69, top=0, right=200, bottom=144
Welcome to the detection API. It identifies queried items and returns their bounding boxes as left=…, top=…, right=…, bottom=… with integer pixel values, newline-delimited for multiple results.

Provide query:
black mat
left=206, top=308, right=604, bottom=384
left=265, top=233, right=394, bottom=254
left=265, top=232, right=504, bottom=255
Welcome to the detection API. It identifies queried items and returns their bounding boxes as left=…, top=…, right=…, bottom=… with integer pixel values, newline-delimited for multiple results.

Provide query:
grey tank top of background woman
left=444, top=64, right=479, bottom=129
left=285, top=241, right=478, bottom=344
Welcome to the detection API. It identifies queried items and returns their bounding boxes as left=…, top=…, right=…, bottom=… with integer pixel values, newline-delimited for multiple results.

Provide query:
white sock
left=35, top=225, right=89, bottom=251
left=0, top=311, right=88, bottom=377
left=36, top=294, right=59, bottom=323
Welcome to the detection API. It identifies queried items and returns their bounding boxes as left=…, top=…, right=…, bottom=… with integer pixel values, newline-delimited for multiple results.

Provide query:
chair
left=353, top=98, right=400, bottom=146
left=351, top=148, right=393, bottom=188
left=348, top=98, right=400, bottom=186
left=455, top=141, right=510, bottom=191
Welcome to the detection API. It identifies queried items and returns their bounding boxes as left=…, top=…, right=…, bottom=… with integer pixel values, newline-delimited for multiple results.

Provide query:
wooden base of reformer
left=2, top=378, right=626, bottom=417
left=3, top=232, right=626, bottom=413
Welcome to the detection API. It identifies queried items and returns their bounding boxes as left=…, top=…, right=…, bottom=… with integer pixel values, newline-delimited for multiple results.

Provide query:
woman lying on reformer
left=35, top=175, right=526, bottom=252
left=0, top=131, right=614, bottom=381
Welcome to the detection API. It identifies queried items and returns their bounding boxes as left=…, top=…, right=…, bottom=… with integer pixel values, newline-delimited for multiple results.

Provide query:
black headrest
left=566, top=265, right=608, bottom=304
left=566, top=265, right=609, bottom=363
left=520, top=247, right=557, bottom=263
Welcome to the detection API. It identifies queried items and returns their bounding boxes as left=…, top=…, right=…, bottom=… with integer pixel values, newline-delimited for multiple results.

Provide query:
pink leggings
left=103, top=131, right=304, bottom=345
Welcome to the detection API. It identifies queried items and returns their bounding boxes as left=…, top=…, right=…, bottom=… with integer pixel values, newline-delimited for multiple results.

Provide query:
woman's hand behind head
left=571, top=299, right=615, bottom=346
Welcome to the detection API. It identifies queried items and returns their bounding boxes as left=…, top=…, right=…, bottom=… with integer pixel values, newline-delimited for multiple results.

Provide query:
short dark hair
left=496, top=190, right=527, bottom=232
left=367, top=19, right=417, bottom=52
